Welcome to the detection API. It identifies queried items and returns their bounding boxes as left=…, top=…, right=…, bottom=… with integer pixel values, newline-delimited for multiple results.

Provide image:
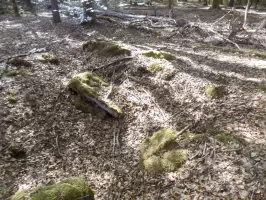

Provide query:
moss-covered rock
left=8, top=58, right=32, bottom=68
left=10, top=177, right=94, bottom=200
left=142, top=51, right=175, bottom=61
left=37, top=54, right=59, bottom=65
left=68, top=72, right=122, bottom=118
left=204, top=85, right=226, bottom=99
left=82, top=40, right=131, bottom=56
left=140, top=128, right=187, bottom=172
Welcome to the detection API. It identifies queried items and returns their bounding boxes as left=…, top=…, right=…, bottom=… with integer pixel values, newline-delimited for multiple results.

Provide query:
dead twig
left=55, top=131, right=63, bottom=158
left=207, top=27, right=241, bottom=49
left=174, top=124, right=191, bottom=138
left=142, top=88, right=166, bottom=120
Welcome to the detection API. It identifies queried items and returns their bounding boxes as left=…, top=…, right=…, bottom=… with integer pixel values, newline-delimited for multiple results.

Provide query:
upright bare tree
left=211, top=0, right=220, bottom=9
left=11, top=0, right=20, bottom=16
left=50, top=0, right=61, bottom=23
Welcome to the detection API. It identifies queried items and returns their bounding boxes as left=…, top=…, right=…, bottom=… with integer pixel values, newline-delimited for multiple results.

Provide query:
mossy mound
left=142, top=51, right=175, bottom=61
left=10, top=177, right=94, bottom=200
left=204, top=85, right=226, bottom=99
left=7, top=58, right=32, bottom=68
left=68, top=72, right=123, bottom=118
left=82, top=40, right=131, bottom=56
left=140, top=128, right=187, bottom=172
left=37, top=54, right=59, bottom=65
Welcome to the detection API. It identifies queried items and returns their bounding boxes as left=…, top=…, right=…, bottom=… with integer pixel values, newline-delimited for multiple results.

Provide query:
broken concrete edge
left=67, top=72, right=123, bottom=118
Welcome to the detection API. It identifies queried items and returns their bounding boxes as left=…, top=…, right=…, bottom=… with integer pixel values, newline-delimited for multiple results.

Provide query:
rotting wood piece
left=67, top=72, right=123, bottom=118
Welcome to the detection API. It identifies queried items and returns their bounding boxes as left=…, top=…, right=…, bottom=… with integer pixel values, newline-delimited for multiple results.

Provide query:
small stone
left=239, top=190, right=249, bottom=199
left=251, top=152, right=257, bottom=157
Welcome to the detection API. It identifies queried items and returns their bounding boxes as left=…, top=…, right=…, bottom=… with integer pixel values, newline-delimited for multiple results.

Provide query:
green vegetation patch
left=142, top=51, right=175, bottom=61
left=195, top=43, right=266, bottom=59
left=68, top=72, right=122, bottom=117
left=204, top=85, right=226, bottom=99
left=8, top=58, right=32, bottom=68
left=259, top=85, right=266, bottom=92
left=10, top=177, right=94, bottom=200
left=215, top=133, right=244, bottom=145
left=82, top=40, right=131, bottom=56
left=147, top=63, right=164, bottom=72
left=8, top=96, right=17, bottom=104
left=37, top=54, right=59, bottom=65
left=68, top=72, right=108, bottom=98
left=6, top=69, right=32, bottom=77
left=140, top=128, right=187, bottom=172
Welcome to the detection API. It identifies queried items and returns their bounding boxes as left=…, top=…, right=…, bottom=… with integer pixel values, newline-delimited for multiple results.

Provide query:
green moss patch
left=147, top=63, right=164, bottom=72
left=204, top=85, right=226, bottom=99
left=195, top=43, right=266, bottom=59
left=259, top=85, right=266, bottom=92
left=6, top=69, right=31, bottom=77
left=37, top=54, right=59, bottom=65
left=215, top=133, right=243, bottom=145
left=68, top=72, right=122, bottom=118
left=10, top=177, right=94, bottom=200
left=145, top=63, right=176, bottom=80
left=8, top=58, right=32, bottom=68
left=73, top=97, right=106, bottom=118
left=82, top=40, right=131, bottom=56
left=140, top=128, right=187, bottom=172
left=8, top=96, right=17, bottom=104
left=142, top=51, right=175, bottom=61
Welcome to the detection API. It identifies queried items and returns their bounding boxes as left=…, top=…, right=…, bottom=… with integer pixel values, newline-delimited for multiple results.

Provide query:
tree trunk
left=211, top=0, right=220, bottom=9
left=25, top=0, right=34, bottom=11
left=168, top=0, right=173, bottom=18
left=243, top=0, right=250, bottom=27
left=203, top=0, right=208, bottom=6
left=11, top=0, right=20, bottom=16
left=50, top=0, right=61, bottom=23
left=228, top=0, right=234, bottom=7
left=82, top=0, right=96, bottom=24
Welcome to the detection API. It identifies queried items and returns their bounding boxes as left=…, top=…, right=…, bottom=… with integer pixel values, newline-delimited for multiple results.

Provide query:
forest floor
left=0, top=3, right=266, bottom=200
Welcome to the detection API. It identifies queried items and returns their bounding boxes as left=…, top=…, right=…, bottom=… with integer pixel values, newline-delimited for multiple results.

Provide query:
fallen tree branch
left=174, top=124, right=191, bottom=138
left=90, top=56, right=133, bottom=71
left=206, top=27, right=241, bottom=49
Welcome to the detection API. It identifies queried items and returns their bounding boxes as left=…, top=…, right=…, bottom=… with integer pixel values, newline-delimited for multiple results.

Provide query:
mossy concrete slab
left=82, top=40, right=131, bottom=56
left=68, top=72, right=123, bottom=118
left=10, top=177, right=94, bottom=200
